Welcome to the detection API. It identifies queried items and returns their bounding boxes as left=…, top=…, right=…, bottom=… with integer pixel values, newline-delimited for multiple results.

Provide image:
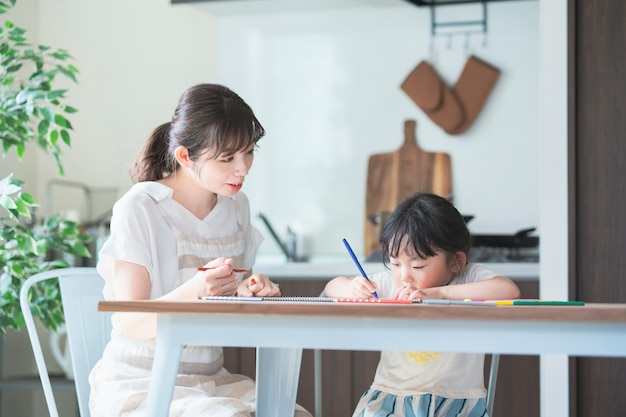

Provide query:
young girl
left=89, top=84, right=311, bottom=417
left=325, top=192, right=520, bottom=417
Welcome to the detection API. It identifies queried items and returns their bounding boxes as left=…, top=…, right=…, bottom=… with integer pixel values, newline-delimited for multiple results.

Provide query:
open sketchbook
left=201, top=296, right=585, bottom=306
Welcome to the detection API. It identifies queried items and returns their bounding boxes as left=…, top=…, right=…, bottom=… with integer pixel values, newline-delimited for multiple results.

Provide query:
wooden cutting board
left=364, top=119, right=452, bottom=257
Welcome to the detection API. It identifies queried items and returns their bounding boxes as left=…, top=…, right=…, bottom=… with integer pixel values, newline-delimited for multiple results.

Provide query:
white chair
left=19, top=267, right=112, bottom=417
left=486, top=353, right=500, bottom=416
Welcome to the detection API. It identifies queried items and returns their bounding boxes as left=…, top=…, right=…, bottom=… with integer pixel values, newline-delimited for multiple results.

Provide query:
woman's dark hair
left=380, top=193, right=471, bottom=267
left=129, top=83, right=265, bottom=182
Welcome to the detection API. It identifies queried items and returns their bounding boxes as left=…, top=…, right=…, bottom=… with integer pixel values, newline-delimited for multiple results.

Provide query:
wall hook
left=429, top=0, right=489, bottom=45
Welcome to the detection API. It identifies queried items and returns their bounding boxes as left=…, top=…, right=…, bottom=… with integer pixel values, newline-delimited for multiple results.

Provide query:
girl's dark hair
left=129, top=83, right=265, bottom=182
left=380, top=193, right=471, bottom=267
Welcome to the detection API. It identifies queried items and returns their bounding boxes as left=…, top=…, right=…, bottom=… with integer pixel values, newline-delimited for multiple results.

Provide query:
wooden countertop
left=99, top=300, right=626, bottom=323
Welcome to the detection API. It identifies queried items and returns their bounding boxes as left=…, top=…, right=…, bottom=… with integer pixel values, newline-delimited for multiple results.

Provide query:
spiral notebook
left=201, top=296, right=420, bottom=304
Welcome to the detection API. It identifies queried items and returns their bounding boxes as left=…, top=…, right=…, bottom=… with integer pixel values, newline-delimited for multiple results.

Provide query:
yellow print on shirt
left=406, top=351, right=441, bottom=364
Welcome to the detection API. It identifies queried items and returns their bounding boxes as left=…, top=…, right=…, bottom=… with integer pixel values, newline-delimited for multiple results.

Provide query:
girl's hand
left=349, top=276, right=378, bottom=299
left=237, top=273, right=281, bottom=297
left=394, top=286, right=444, bottom=301
left=194, top=257, right=238, bottom=297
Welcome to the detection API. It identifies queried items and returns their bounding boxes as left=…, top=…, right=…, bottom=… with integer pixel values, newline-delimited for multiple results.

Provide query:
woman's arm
left=112, top=260, right=156, bottom=339
left=112, top=258, right=239, bottom=339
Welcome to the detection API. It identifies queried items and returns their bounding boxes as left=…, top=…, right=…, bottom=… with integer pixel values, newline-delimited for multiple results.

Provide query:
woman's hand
left=236, top=273, right=280, bottom=297
left=194, top=257, right=239, bottom=297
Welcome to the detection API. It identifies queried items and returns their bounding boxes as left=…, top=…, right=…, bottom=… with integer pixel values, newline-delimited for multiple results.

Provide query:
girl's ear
left=174, top=146, right=192, bottom=168
left=450, top=251, right=467, bottom=273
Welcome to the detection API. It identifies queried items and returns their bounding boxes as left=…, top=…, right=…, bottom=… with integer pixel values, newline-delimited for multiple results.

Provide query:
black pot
left=463, top=215, right=475, bottom=224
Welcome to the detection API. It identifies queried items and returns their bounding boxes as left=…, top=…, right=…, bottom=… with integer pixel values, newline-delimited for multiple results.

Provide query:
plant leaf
left=19, top=192, right=36, bottom=205
left=49, top=129, right=58, bottom=145
left=39, top=106, right=54, bottom=122
left=13, top=197, right=30, bottom=217
left=0, top=194, right=17, bottom=210
left=46, top=89, right=67, bottom=100
left=37, top=119, right=50, bottom=136
left=71, top=242, right=92, bottom=257
left=60, top=129, right=70, bottom=146
left=53, top=113, right=72, bottom=129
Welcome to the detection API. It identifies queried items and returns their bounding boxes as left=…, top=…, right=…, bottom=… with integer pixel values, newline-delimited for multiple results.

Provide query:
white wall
left=0, top=0, right=540, bottom=260
left=212, top=1, right=540, bottom=257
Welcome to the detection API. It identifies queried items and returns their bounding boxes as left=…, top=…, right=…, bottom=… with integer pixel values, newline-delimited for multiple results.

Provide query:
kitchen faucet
left=256, top=212, right=304, bottom=262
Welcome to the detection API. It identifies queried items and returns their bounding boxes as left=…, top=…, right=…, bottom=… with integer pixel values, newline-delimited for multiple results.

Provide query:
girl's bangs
left=387, top=219, right=436, bottom=260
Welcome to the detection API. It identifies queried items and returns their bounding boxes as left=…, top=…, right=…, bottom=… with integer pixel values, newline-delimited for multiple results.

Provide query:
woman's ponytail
left=128, top=122, right=177, bottom=182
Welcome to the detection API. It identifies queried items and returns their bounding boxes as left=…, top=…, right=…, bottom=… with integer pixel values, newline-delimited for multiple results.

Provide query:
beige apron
left=89, top=197, right=312, bottom=417
left=157, top=196, right=246, bottom=291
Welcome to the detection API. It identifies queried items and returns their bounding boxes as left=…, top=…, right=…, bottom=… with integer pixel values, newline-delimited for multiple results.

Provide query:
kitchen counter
left=253, top=256, right=539, bottom=281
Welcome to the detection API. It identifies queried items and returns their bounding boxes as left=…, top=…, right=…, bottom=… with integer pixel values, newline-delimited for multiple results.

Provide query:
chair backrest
left=19, top=267, right=112, bottom=417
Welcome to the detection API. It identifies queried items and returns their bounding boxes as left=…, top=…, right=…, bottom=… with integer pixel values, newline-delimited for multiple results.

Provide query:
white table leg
left=146, top=341, right=183, bottom=417
left=256, top=347, right=303, bottom=417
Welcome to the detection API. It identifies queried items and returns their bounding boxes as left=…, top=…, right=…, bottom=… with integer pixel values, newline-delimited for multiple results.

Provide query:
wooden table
left=98, top=300, right=626, bottom=417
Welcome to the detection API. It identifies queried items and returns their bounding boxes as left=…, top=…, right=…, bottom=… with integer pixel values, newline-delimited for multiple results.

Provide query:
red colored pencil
left=196, top=267, right=249, bottom=273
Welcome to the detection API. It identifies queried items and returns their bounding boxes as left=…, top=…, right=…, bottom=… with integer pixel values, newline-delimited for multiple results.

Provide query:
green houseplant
left=0, top=0, right=92, bottom=334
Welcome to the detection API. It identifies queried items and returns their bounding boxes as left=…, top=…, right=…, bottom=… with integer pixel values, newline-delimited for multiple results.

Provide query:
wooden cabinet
left=570, top=1, right=626, bottom=416
left=224, top=278, right=539, bottom=417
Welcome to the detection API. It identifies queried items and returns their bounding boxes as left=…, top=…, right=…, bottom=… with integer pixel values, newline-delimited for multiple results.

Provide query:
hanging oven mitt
left=445, top=55, right=501, bottom=135
left=401, top=60, right=465, bottom=133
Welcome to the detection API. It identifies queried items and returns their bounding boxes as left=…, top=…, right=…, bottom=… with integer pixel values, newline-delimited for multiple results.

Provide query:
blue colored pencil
left=342, top=238, right=379, bottom=299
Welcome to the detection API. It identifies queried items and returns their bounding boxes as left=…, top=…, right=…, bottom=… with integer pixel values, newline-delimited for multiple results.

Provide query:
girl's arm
left=417, top=275, right=521, bottom=301
left=324, top=275, right=377, bottom=298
